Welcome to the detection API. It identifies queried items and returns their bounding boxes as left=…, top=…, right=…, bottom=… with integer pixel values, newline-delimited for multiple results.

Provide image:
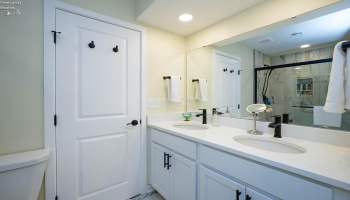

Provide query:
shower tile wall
left=255, top=47, right=350, bottom=131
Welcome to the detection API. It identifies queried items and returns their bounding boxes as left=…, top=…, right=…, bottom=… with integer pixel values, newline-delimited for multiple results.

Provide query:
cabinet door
left=199, top=166, right=245, bottom=200
left=151, top=143, right=170, bottom=199
left=170, top=152, right=196, bottom=200
left=246, top=188, right=273, bottom=200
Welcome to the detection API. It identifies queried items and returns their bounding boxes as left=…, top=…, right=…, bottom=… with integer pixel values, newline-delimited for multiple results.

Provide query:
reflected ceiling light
left=178, top=14, right=193, bottom=22
left=294, top=66, right=301, bottom=69
left=300, top=44, right=310, bottom=48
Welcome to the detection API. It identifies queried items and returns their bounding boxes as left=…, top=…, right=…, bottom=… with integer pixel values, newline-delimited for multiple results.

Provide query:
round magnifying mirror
left=246, top=104, right=266, bottom=113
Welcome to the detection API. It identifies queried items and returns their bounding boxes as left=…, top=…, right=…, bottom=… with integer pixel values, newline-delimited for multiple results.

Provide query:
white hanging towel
left=314, top=106, right=342, bottom=128
left=345, top=46, right=350, bottom=109
left=194, top=82, right=201, bottom=100
left=167, top=76, right=181, bottom=102
left=324, top=41, right=347, bottom=113
left=194, top=79, right=208, bottom=102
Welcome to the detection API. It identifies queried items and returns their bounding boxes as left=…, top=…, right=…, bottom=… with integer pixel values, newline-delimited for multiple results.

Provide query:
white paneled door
left=55, top=10, right=141, bottom=200
left=214, top=52, right=241, bottom=117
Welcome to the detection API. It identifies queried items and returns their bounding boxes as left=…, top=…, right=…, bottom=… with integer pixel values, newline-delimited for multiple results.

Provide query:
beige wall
left=0, top=0, right=44, bottom=155
left=0, top=1, right=45, bottom=199
left=186, top=46, right=214, bottom=112
left=146, top=26, right=186, bottom=115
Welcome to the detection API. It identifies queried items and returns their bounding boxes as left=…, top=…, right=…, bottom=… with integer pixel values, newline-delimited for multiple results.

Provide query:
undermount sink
left=172, top=123, right=209, bottom=130
left=233, top=135, right=306, bottom=154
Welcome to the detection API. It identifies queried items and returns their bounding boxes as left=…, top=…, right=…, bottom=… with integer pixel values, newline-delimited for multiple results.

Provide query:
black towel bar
left=192, top=79, right=207, bottom=82
left=292, top=106, right=313, bottom=108
left=342, top=41, right=350, bottom=53
left=163, top=76, right=181, bottom=80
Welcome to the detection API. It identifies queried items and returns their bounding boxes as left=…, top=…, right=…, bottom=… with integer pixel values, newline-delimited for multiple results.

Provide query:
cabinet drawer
left=151, top=129, right=197, bottom=160
left=199, top=145, right=332, bottom=200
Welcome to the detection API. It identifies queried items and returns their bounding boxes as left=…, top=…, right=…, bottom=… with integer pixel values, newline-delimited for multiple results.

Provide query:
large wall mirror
left=186, top=5, right=350, bottom=131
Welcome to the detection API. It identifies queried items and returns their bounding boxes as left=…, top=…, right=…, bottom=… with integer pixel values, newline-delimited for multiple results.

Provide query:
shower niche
left=296, top=78, right=313, bottom=97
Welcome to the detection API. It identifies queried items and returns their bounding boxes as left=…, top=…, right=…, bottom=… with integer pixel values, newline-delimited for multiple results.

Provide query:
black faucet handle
left=212, top=108, right=219, bottom=115
left=271, top=115, right=281, bottom=123
left=199, top=108, right=207, bottom=114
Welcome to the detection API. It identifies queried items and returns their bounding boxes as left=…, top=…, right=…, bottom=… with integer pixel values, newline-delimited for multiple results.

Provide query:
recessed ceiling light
left=300, top=44, right=310, bottom=48
left=178, top=14, right=193, bottom=22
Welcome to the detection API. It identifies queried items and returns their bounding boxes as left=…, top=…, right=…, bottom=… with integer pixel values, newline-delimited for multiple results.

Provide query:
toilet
left=0, top=149, right=50, bottom=200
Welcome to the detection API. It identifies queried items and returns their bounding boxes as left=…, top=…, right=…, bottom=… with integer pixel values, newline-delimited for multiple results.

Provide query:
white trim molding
left=44, top=1, right=148, bottom=199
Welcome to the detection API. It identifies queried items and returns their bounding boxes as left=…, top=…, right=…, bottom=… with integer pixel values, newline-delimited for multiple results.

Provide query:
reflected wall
left=186, top=43, right=254, bottom=117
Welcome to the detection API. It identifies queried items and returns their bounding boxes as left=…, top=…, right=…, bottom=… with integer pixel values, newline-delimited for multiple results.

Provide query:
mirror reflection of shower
left=254, top=46, right=350, bottom=131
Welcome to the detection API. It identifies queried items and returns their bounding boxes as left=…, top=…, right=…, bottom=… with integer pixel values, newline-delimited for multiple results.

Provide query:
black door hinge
left=51, top=30, right=61, bottom=44
left=238, top=104, right=240, bottom=109
left=55, top=195, right=58, bottom=200
left=54, top=115, right=57, bottom=126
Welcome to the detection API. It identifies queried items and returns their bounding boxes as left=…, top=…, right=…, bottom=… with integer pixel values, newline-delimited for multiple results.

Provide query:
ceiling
left=136, top=0, right=265, bottom=36
left=237, top=8, right=350, bottom=56
left=136, top=1, right=350, bottom=55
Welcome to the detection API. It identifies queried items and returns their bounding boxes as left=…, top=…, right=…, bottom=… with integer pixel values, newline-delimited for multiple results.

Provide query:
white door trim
left=44, top=1, right=148, bottom=199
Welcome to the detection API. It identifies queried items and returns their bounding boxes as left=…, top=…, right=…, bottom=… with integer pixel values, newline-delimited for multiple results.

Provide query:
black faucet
left=195, top=109, right=207, bottom=124
left=268, top=115, right=282, bottom=138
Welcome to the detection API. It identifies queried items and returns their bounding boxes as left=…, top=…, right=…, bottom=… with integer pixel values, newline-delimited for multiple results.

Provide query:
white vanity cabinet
left=199, top=145, right=332, bottom=200
left=199, top=166, right=272, bottom=200
left=151, top=129, right=197, bottom=200
left=149, top=125, right=349, bottom=200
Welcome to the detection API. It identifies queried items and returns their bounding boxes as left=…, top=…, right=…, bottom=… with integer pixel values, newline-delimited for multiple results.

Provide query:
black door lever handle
left=127, top=120, right=138, bottom=126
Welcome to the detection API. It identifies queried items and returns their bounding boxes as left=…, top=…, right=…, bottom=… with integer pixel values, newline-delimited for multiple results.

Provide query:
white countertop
left=148, top=120, right=350, bottom=192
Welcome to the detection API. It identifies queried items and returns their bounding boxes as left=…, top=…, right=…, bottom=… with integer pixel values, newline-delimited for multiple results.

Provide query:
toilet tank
left=0, top=149, right=50, bottom=200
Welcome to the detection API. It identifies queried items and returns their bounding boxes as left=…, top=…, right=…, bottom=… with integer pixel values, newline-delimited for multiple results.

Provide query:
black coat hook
left=223, top=68, right=227, bottom=72
left=230, top=70, right=234, bottom=73
left=88, top=41, right=95, bottom=48
left=113, top=45, right=119, bottom=52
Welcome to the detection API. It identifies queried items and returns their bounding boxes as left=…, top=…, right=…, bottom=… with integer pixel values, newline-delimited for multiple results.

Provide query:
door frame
left=44, top=1, right=148, bottom=199
left=212, top=50, right=241, bottom=118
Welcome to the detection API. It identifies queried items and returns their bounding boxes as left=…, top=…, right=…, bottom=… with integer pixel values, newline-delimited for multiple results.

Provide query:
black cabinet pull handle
left=127, top=120, right=138, bottom=126
left=167, top=154, right=172, bottom=169
left=164, top=152, right=166, bottom=168
left=88, top=41, right=95, bottom=48
left=236, top=190, right=242, bottom=200
left=163, top=153, right=171, bottom=169
left=113, top=45, right=119, bottom=52
left=246, top=195, right=251, bottom=200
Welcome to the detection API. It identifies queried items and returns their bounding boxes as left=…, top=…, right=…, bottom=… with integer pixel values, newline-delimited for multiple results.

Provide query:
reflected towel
left=194, top=79, right=208, bottom=101
left=324, top=41, right=347, bottom=113
left=167, top=76, right=181, bottom=102
left=345, top=47, right=350, bottom=109
left=314, top=106, right=342, bottom=128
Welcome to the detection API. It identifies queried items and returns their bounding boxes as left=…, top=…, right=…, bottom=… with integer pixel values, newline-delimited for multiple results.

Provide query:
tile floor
left=129, top=191, right=164, bottom=200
